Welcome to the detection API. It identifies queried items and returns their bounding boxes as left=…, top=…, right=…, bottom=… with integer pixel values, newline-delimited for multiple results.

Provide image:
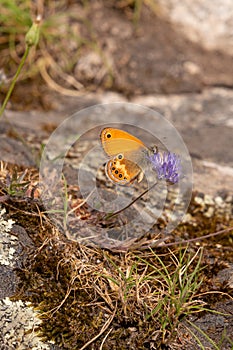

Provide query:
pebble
left=225, top=195, right=232, bottom=203
left=204, top=206, right=215, bottom=218
left=204, top=194, right=215, bottom=206
left=214, top=196, right=224, bottom=207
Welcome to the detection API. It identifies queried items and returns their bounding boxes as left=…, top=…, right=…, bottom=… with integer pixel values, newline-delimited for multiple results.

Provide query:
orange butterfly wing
left=100, top=128, right=146, bottom=156
left=100, top=128, right=147, bottom=185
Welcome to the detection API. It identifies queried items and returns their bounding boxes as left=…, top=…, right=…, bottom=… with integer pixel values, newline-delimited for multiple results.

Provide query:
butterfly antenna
left=105, top=181, right=158, bottom=219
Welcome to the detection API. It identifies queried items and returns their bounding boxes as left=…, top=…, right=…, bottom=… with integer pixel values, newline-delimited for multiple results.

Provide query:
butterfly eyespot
left=117, top=154, right=124, bottom=160
left=101, top=127, right=150, bottom=185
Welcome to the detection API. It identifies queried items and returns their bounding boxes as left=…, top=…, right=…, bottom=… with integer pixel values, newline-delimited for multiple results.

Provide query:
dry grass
left=14, top=234, right=205, bottom=349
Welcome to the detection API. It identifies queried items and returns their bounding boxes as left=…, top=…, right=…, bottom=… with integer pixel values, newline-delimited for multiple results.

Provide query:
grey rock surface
left=158, top=0, right=233, bottom=54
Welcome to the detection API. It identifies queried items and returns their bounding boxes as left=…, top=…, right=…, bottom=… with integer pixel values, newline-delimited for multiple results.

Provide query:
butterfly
left=100, top=127, right=152, bottom=185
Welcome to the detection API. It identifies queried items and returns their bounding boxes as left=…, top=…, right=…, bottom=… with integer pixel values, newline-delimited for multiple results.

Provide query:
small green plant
left=102, top=255, right=144, bottom=314
left=61, top=174, right=69, bottom=231
left=137, top=247, right=206, bottom=344
left=40, top=173, right=73, bottom=233
left=0, top=11, right=40, bottom=117
left=3, top=168, right=31, bottom=197
left=101, top=247, right=215, bottom=347
left=102, top=247, right=227, bottom=348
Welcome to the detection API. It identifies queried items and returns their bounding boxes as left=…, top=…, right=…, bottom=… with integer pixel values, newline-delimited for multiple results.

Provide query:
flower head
left=148, top=151, right=181, bottom=184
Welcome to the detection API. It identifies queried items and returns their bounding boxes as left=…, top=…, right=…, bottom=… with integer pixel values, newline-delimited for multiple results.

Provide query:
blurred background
left=1, top=0, right=233, bottom=109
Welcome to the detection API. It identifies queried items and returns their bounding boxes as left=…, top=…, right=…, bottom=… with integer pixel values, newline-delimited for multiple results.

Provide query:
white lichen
left=0, top=207, right=52, bottom=349
left=0, top=298, right=51, bottom=350
left=0, top=208, right=15, bottom=233
left=0, top=207, right=17, bottom=266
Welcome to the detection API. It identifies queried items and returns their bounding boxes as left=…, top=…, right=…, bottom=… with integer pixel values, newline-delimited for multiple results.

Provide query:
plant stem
left=0, top=45, right=30, bottom=118
left=105, top=181, right=158, bottom=219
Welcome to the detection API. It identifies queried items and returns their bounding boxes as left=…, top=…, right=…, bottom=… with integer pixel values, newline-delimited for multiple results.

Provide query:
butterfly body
left=100, top=128, right=149, bottom=185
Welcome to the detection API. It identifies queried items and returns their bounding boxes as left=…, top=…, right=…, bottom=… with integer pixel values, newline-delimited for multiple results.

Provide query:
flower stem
left=105, top=181, right=158, bottom=219
left=0, top=17, right=40, bottom=119
left=0, top=45, right=30, bottom=118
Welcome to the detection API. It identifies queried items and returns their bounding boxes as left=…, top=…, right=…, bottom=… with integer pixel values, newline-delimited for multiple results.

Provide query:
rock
left=132, top=87, right=233, bottom=195
left=158, top=0, right=233, bottom=55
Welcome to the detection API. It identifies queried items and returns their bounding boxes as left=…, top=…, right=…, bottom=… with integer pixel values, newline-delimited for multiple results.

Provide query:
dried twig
left=163, top=226, right=233, bottom=248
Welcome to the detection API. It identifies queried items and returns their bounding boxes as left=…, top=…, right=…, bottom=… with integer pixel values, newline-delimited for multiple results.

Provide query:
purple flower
left=148, top=151, right=181, bottom=184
